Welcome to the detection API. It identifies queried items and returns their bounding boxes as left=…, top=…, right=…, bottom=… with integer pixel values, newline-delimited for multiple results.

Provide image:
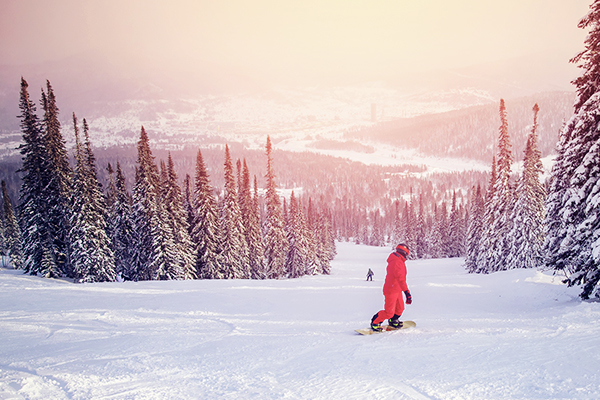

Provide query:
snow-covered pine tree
left=543, top=2, right=600, bottom=298
left=486, top=100, right=515, bottom=273
left=465, top=184, right=484, bottom=272
left=0, top=212, right=5, bottom=255
left=554, top=93, right=600, bottom=298
left=131, top=126, right=180, bottom=280
left=109, top=161, right=136, bottom=280
left=40, top=81, right=73, bottom=277
left=302, top=197, right=318, bottom=275
left=282, top=198, right=288, bottom=230
left=0, top=209, right=5, bottom=254
left=448, top=191, right=465, bottom=258
left=1, top=181, right=23, bottom=269
left=285, top=191, right=308, bottom=278
left=263, top=136, right=288, bottom=278
left=426, top=204, right=442, bottom=259
left=398, top=202, right=413, bottom=254
left=152, top=205, right=182, bottom=280
left=191, top=149, right=223, bottom=279
left=572, top=0, right=600, bottom=113
left=150, top=169, right=181, bottom=280
left=568, top=136, right=600, bottom=298
left=220, top=145, right=250, bottom=279
left=131, top=135, right=156, bottom=280
left=408, top=193, right=418, bottom=258
left=314, top=200, right=335, bottom=275
left=247, top=175, right=266, bottom=279
left=461, top=204, right=469, bottom=256
left=183, top=174, right=194, bottom=237
left=69, top=115, right=116, bottom=282
left=238, top=162, right=264, bottom=279
left=159, top=159, right=168, bottom=191
left=104, top=162, right=117, bottom=254
left=439, top=201, right=451, bottom=257
left=476, top=157, right=497, bottom=273
left=370, top=210, right=384, bottom=247
left=391, top=200, right=402, bottom=246
left=163, top=153, right=197, bottom=280
left=105, top=163, right=116, bottom=211
left=506, top=104, right=546, bottom=270
left=16, top=78, right=58, bottom=277
left=238, top=159, right=253, bottom=249
left=544, top=120, right=572, bottom=273
left=415, top=194, right=427, bottom=259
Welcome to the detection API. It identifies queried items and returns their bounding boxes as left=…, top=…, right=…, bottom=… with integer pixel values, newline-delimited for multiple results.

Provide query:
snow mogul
left=370, top=243, right=412, bottom=331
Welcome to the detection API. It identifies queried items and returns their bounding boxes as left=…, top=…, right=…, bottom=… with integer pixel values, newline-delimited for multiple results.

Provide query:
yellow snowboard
left=355, top=320, right=416, bottom=335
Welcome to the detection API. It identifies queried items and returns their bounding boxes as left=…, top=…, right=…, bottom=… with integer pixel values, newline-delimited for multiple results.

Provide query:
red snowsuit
left=372, top=251, right=409, bottom=325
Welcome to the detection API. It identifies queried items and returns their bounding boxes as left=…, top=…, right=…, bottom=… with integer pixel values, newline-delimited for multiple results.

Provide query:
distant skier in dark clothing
left=370, top=243, right=412, bottom=331
left=366, top=268, right=374, bottom=281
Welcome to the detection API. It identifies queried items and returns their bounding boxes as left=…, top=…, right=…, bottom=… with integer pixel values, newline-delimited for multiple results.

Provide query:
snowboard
left=355, top=320, right=416, bottom=335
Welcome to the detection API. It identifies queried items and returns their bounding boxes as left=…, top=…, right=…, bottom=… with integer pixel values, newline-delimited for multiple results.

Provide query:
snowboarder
left=370, top=243, right=412, bottom=331
left=366, top=268, right=374, bottom=281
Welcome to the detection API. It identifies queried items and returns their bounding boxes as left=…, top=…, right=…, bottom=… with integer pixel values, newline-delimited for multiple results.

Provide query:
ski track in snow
left=0, top=242, right=598, bottom=399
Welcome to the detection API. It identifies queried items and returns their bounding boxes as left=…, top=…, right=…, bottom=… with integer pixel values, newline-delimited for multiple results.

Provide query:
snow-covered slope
left=0, top=242, right=597, bottom=399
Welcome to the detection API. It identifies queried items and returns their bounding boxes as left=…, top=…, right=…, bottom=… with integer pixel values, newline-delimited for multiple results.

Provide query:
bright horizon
left=0, top=0, right=591, bottom=90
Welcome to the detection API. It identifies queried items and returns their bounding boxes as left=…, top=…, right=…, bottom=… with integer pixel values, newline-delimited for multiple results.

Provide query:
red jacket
left=383, top=251, right=408, bottom=295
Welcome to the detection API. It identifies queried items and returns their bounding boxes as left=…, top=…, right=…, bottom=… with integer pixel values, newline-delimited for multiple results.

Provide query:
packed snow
left=1, top=242, right=598, bottom=399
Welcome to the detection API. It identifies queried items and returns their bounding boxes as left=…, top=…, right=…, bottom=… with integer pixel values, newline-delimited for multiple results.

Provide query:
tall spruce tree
left=131, top=126, right=180, bottom=280
left=17, top=78, right=58, bottom=277
left=219, top=145, right=249, bottom=279
left=415, top=194, right=427, bottom=258
left=40, top=81, right=72, bottom=277
left=506, top=104, right=546, bottom=270
left=314, top=200, right=335, bottom=274
left=448, top=191, right=465, bottom=258
left=572, top=0, right=600, bottom=113
left=285, top=191, right=308, bottom=278
left=438, top=202, right=450, bottom=258
left=105, top=163, right=117, bottom=211
left=69, top=115, right=116, bottom=282
left=191, top=149, right=223, bottom=279
left=303, top=197, right=318, bottom=275
left=555, top=94, right=600, bottom=297
left=246, top=172, right=266, bottom=279
left=370, top=210, right=384, bottom=247
left=427, top=204, right=443, bottom=259
left=263, top=136, right=288, bottom=278
left=183, top=174, right=195, bottom=237
left=406, top=193, right=418, bottom=258
left=480, top=100, right=515, bottom=273
left=163, top=153, right=197, bottom=280
left=476, top=157, right=497, bottom=273
left=544, top=119, right=573, bottom=274
left=465, top=184, right=484, bottom=272
left=568, top=134, right=600, bottom=298
left=544, top=2, right=600, bottom=298
left=0, top=213, right=5, bottom=256
left=391, top=200, right=402, bottom=246
left=238, top=160, right=253, bottom=263
left=109, top=162, right=136, bottom=280
left=1, top=181, right=23, bottom=269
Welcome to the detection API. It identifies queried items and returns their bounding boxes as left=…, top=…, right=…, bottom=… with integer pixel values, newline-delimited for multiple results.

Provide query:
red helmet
left=396, top=244, right=409, bottom=257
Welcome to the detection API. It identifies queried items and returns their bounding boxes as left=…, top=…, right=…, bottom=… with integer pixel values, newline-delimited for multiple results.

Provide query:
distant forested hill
left=346, top=91, right=574, bottom=163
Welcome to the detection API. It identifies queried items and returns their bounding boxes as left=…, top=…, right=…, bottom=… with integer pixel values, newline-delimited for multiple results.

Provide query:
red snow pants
left=373, top=291, right=404, bottom=325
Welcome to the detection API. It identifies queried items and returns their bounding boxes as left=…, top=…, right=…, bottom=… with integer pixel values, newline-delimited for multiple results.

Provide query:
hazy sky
left=0, top=0, right=592, bottom=87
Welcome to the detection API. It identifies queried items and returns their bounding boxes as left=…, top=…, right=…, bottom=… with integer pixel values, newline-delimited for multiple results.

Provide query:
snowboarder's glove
left=404, top=290, right=412, bottom=304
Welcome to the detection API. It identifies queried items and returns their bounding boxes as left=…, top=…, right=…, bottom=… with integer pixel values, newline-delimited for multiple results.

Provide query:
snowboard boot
left=370, top=313, right=383, bottom=332
left=388, top=314, right=403, bottom=329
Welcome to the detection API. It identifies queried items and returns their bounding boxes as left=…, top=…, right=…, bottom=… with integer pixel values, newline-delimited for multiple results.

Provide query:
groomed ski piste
left=1, top=242, right=599, bottom=399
